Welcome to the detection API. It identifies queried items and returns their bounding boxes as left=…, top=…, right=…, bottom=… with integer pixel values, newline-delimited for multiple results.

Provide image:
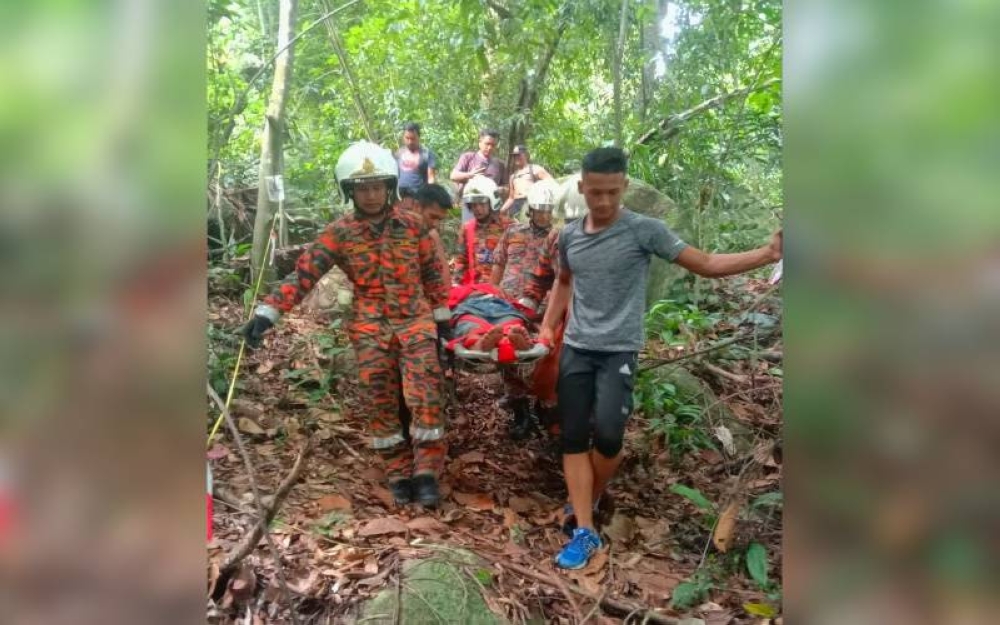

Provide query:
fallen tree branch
left=477, top=552, right=678, bottom=625
left=208, top=383, right=312, bottom=625
left=701, top=362, right=749, bottom=384
left=639, top=282, right=781, bottom=373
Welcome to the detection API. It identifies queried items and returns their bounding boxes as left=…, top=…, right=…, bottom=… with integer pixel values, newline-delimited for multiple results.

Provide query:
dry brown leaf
left=237, top=417, right=265, bottom=435
left=712, top=501, right=740, bottom=553
left=358, top=569, right=391, bottom=587
left=363, top=557, right=379, bottom=574
left=358, top=517, right=408, bottom=537
left=231, top=398, right=264, bottom=417
left=502, top=508, right=519, bottom=529
left=207, top=562, right=221, bottom=596
left=604, top=512, right=638, bottom=546
left=458, top=450, right=485, bottom=464
left=317, top=494, right=353, bottom=512
left=503, top=541, right=527, bottom=558
left=372, top=486, right=395, bottom=508
left=407, top=516, right=449, bottom=534
left=703, top=611, right=735, bottom=625
left=453, top=491, right=495, bottom=511
left=256, top=360, right=275, bottom=374
left=508, top=496, right=538, bottom=514
left=571, top=572, right=602, bottom=596
left=632, top=571, right=681, bottom=599
left=288, top=570, right=320, bottom=595
left=360, top=467, right=384, bottom=482
left=581, top=549, right=608, bottom=575
left=222, top=564, right=256, bottom=608
left=531, top=510, right=558, bottom=526
left=206, top=444, right=229, bottom=460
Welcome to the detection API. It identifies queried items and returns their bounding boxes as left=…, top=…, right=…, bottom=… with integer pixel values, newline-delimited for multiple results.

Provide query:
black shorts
left=557, top=345, right=638, bottom=456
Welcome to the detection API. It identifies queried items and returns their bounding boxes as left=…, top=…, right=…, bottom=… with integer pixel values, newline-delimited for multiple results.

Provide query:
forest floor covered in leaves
left=206, top=278, right=783, bottom=625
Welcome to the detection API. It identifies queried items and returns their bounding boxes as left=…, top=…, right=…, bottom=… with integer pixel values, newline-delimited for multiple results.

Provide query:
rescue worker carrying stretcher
left=452, top=175, right=514, bottom=286
left=490, top=179, right=563, bottom=439
left=240, top=141, right=452, bottom=508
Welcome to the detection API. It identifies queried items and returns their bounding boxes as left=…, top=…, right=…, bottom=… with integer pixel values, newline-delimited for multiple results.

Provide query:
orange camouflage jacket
left=452, top=215, right=514, bottom=285
left=521, top=227, right=560, bottom=310
left=493, top=223, right=556, bottom=300
left=264, top=208, right=449, bottom=338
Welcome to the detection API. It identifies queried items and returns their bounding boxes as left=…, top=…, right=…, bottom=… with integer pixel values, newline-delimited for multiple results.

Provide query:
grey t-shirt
left=559, top=209, right=687, bottom=352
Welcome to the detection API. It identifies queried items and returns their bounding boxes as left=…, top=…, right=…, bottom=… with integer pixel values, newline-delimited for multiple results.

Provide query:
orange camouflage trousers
left=351, top=319, right=446, bottom=481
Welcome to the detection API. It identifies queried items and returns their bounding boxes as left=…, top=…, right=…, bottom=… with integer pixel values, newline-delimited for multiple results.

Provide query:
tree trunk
left=251, top=0, right=298, bottom=282
left=638, top=0, right=669, bottom=124
left=505, top=10, right=569, bottom=152
left=612, top=0, right=629, bottom=147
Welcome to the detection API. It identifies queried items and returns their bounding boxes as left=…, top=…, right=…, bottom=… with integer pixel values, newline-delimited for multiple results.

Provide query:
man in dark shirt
left=450, top=128, right=507, bottom=220
left=395, top=121, right=438, bottom=197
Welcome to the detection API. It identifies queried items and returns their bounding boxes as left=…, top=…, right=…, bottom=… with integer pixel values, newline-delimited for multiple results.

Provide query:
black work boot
left=389, top=478, right=413, bottom=505
left=509, top=397, right=535, bottom=440
left=412, top=474, right=441, bottom=508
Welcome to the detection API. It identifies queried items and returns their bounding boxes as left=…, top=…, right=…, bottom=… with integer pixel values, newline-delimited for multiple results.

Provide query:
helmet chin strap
left=529, top=211, right=552, bottom=234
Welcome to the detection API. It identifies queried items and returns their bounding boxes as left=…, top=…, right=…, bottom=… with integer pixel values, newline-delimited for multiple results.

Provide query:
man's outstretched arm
left=674, top=230, right=782, bottom=278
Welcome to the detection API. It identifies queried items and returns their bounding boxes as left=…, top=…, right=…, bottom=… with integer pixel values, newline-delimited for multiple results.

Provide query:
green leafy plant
left=745, top=542, right=770, bottom=588
left=670, top=568, right=715, bottom=610
left=636, top=373, right=716, bottom=458
left=669, top=483, right=718, bottom=530
left=645, top=299, right=721, bottom=346
left=284, top=325, right=350, bottom=405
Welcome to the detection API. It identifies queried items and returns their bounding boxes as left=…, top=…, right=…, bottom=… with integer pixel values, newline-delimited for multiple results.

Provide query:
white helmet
left=462, top=174, right=500, bottom=211
left=526, top=179, right=562, bottom=212
left=334, top=140, right=399, bottom=204
left=558, top=173, right=588, bottom=221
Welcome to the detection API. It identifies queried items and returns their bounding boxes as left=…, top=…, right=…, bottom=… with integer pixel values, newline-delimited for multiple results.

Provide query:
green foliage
left=751, top=491, right=783, bottom=510
left=473, top=568, right=494, bottom=587
left=745, top=541, right=770, bottom=588
left=645, top=298, right=720, bottom=346
left=670, top=568, right=714, bottom=609
left=283, top=326, right=350, bottom=404
left=207, top=0, right=782, bottom=259
left=207, top=323, right=240, bottom=398
left=636, top=371, right=716, bottom=457
left=669, top=484, right=714, bottom=513
left=312, top=510, right=352, bottom=537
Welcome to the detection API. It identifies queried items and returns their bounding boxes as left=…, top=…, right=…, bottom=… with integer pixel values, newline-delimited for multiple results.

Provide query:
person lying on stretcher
left=446, top=283, right=548, bottom=363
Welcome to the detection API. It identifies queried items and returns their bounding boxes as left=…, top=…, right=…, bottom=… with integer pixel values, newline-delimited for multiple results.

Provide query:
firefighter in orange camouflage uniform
left=452, top=175, right=513, bottom=285
left=241, top=141, right=452, bottom=508
left=490, top=179, right=562, bottom=439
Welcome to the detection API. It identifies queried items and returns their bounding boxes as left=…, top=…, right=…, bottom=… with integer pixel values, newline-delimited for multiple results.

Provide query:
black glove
left=435, top=321, right=453, bottom=345
left=435, top=321, right=454, bottom=370
left=240, top=315, right=274, bottom=348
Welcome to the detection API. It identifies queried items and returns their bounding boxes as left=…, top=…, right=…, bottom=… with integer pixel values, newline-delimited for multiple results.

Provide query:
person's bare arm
left=490, top=263, right=504, bottom=287
left=538, top=264, right=572, bottom=344
left=536, top=166, right=553, bottom=180
left=674, top=230, right=782, bottom=278
left=450, top=162, right=486, bottom=183
left=427, top=167, right=437, bottom=184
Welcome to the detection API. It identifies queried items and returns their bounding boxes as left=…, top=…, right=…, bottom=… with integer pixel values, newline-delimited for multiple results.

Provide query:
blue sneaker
left=561, top=498, right=602, bottom=537
left=555, top=527, right=602, bottom=569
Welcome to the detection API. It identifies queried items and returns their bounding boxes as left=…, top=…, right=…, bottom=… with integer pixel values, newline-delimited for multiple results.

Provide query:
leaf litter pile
left=207, top=277, right=783, bottom=624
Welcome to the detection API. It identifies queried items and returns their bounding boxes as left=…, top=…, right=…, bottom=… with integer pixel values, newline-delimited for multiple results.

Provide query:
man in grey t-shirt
left=537, top=147, right=782, bottom=570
